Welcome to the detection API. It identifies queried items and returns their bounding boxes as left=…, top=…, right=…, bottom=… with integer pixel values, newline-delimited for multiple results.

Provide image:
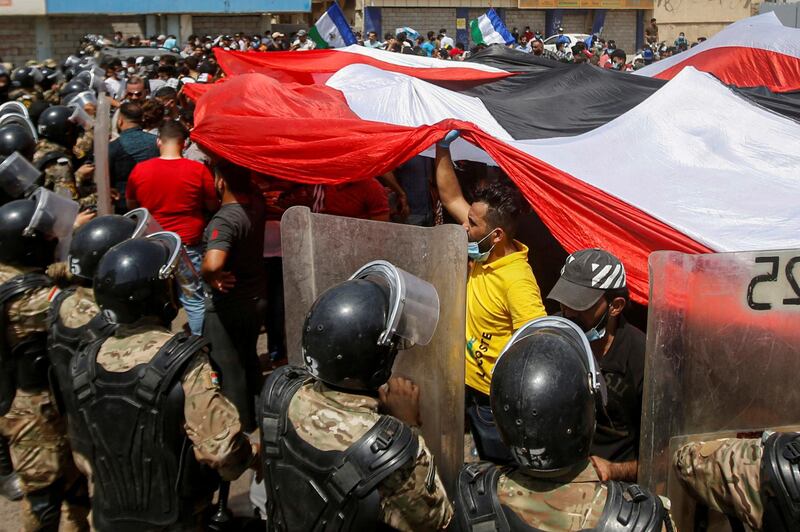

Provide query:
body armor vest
left=455, top=462, right=671, bottom=532
left=760, top=432, right=800, bottom=531
left=0, top=272, right=52, bottom=415
left=71, top=331, right=219, bottom=531
left=47, top=288, right=115, bottom=459
left=259, top=365, right=419, bottom=532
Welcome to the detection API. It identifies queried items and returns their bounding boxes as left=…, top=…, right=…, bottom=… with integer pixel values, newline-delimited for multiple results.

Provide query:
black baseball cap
left=547, top=249, right=627, bottom=311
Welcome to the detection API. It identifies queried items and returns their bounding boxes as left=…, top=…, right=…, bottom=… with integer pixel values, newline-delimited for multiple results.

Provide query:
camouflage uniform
left=72, top=128, right=93, bottom=162
left=56, top=286, right=99, bottom=329
left=0, top=263, right=89, bottom=531
left=74, top=320, right=255, bottom=528
left=287, top=380, right=453, bottom=532
left=41, top=88, right=60, bottom=106
left=54, top=129, right=97, bottom=209
left=673, top=437, right=763, bottom=530
left=33, top=140, right=78, bottom=200
left=495, top=461, right=675, bottom=531
left=7, top=89, right=41, bottom=108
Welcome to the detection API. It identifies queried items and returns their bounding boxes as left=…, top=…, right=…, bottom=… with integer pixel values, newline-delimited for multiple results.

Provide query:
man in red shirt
left=321, top=178, right=390, bottom=221
left=126, top=120, right=218, bottom=333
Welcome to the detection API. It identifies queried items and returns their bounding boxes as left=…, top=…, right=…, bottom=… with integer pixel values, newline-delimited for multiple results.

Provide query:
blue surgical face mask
left=467, top=229, right=497, bottom=262
left=583, top=307, right=610, bottom=343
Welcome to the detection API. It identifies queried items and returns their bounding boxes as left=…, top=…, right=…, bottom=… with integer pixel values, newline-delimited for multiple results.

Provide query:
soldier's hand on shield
left=74, top=209, right=97, bottom=229
left=379, top=377, right=421, bottom=428
left=590, top=455, right=612, bottom=481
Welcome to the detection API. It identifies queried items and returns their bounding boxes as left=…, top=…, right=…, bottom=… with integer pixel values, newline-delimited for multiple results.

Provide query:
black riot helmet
left=37, top=106, right=76, bottom=147
left=303, top=279, right=396, bottom=391
left=59, top=80, right=89, bottom=103
left=0, top=124, right=36, bottom=161
left=490, top=316, right=606, bottom=475
left=93, top=232, right=182, bottom=326
left=38, top=67, right=60, bottom=91
left=11, top=67, right=42, bottom=89
left=67, top=214, right=138, bottom=284
left=0, top=198, right=56, bottom=267
left=302, top=260, right=440, bottom=392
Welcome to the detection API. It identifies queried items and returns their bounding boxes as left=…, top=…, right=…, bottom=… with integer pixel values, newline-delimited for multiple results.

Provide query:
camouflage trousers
left=673, top=437, right=763, bottom=530
left=0, top=389, right=89, bottom=532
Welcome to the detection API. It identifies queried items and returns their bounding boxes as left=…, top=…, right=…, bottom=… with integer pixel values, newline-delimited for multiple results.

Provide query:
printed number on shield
left=747, top=255, right=800, bottom=310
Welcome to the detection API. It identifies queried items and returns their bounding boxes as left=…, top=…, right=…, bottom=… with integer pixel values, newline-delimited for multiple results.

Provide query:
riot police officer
left=70, top=232, right=256, bottom=531
left=455, top=316, right=674, bottom=531
left=674, top=431, right=800, bottom=530
left=259, top=260, right=453, bottom=531
left=0, top=191, right=89, bottom=530
left=0, top=104, right=37, bottom=164
left=48, top=209, right=151, bottom=464
left=33, top=105, right=79, bottom=200
left=8, top=67, right=43, bottom=105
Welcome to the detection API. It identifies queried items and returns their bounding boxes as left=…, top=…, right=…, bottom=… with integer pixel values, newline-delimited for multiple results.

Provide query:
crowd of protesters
left=0, top=18, right=752, bottom=530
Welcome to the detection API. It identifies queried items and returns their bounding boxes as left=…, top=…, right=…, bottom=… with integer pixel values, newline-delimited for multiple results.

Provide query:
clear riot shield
left=281, top=206, right=467, bottom=494
left=639, top=249, right=800, bottom=531
left=93, top=94, right=112, bottom=215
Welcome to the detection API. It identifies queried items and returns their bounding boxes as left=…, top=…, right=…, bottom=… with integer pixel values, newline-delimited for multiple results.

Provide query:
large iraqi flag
left=635, top=12, right=800, bottom=92
left=191, top=57, right=800, bottom=304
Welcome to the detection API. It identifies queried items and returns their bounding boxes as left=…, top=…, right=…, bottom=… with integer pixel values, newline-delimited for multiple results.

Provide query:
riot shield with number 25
left=639, top=249, right=800, bottom=531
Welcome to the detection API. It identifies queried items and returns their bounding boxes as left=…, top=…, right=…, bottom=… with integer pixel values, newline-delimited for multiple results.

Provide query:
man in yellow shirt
left=435, top=131, right=546, bottom=462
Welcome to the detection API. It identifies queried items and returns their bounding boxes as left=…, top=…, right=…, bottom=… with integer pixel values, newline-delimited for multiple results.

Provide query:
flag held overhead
left=470, top=8, right=516, bottom=46
left=309, top=2, right=357, bottom=49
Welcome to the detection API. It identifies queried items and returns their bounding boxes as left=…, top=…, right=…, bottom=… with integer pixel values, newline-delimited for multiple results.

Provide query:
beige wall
left=0, top=0, right=46, bottom=15
left=654, top=0, right=754, bottom=42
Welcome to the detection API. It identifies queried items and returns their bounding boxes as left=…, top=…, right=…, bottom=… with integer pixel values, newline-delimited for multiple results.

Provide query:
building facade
left=0, top=0, right=757, bottom=66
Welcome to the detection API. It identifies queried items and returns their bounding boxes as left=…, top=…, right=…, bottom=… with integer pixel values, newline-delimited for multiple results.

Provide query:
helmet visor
left=349, top=260, right=440, bottom=348
left=0, top=151, right=41, bottom=199
left=0, top=114, right=37, bottom=142
left=0, top=101, right=30, bottom=120
left=146, top=231, right=201, bottom=299
left=26, top=187, right=79, bottom=260
left=67, top=104, right=94, bottom=129
left=124, top=207, right=162, bottom=238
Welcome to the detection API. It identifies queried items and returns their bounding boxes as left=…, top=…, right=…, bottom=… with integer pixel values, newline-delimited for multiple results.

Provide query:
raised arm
left=433, top=132, right=470, bottom=225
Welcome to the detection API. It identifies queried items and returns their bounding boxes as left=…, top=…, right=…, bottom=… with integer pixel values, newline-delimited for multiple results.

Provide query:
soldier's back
left=497, top=464, right=609, bottom=531
left=458, top=461, right=674, bottom=532
left=96, top=320, right=172, bottom=371
left=278, top=379, right=452, bottom=532
left=287, top=380, right=381, bottom=452
left=0, top=262, right=50, bottom=345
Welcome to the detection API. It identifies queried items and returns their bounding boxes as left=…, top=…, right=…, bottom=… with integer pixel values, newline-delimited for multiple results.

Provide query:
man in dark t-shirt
left=201, top=160, right=266, bottom=428
left=547, top=248, right=645, bottom=482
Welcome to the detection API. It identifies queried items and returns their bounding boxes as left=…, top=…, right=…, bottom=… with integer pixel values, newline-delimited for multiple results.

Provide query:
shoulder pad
left=456, top=462, right=510, bottom=532
left=259, top=365, right=310, bottom=458
left=594, top=481, right=669, bottom=532
left=761, top=432, right=800, bottom=531
left=136, top=332, right=209, bottom=405
left=35, top=150, right=67, bottom=170
left=344, top=415, right=419, bottom=497
left=0, top=273, right=51, bottom=307
left=46, top=286, right=73, bottom=326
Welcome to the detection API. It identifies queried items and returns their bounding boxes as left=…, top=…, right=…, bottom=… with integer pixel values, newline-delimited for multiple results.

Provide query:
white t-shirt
left=440, top=35, right=454, bottom=49
left=293, top=38, right=316, bottom=50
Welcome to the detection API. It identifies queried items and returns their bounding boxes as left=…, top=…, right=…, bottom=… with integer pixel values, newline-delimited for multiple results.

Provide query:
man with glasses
left=108, top=102, right=159, bottom=212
